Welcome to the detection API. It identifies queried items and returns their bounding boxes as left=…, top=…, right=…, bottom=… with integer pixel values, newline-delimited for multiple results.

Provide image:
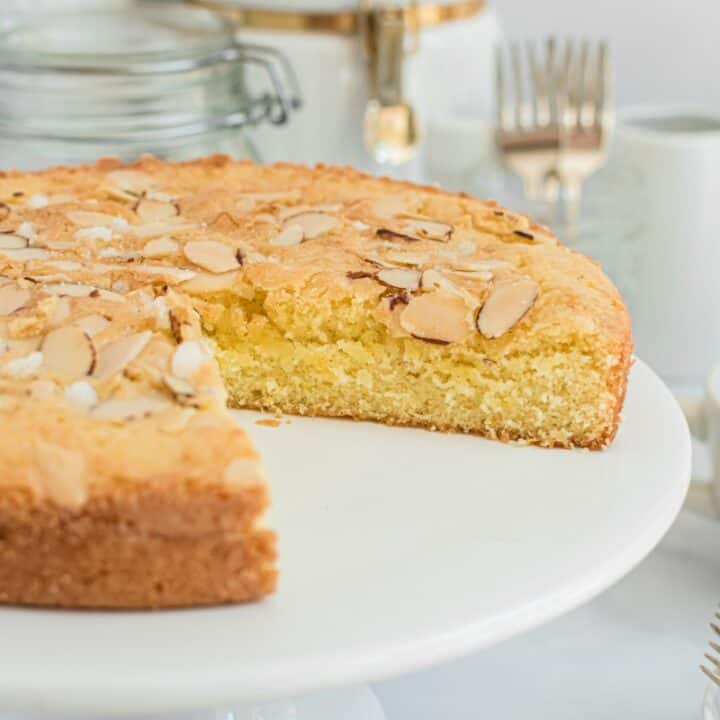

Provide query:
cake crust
left=0, top=155, right=632, bottom=609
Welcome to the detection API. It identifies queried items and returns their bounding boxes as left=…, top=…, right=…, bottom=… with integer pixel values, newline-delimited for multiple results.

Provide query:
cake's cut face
left=0, top=155, right=631, bottom=608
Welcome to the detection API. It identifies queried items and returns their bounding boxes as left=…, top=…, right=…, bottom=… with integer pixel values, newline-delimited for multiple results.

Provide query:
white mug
left=614, top=107, right=720, bottom=388
left=685, top=366, right=720, bottom=515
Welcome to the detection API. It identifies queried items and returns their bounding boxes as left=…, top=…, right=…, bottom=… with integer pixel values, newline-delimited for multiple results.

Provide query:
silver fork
left=495, top=37, right=611, bottom=235
left=701, top=612, right=720, bottom=686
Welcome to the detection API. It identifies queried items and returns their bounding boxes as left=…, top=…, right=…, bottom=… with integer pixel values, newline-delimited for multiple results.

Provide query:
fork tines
left=495, top=37, right=609, bottom=139
left=701, top=613, right=720, bottom=685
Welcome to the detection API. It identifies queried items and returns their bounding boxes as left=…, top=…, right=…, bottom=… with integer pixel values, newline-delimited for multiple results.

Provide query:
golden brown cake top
left=0, top=155, right=629, bottom=504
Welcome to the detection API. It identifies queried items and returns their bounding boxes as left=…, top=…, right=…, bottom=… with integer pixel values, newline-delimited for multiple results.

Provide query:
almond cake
left=0, top=155, right=632, bottom=608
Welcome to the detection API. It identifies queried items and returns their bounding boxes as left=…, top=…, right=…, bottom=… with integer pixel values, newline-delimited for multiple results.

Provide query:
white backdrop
left=497, top=0, right=720, bottom=108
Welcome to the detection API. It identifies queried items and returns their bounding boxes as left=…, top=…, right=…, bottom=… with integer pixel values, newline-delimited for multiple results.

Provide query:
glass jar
left=0, top=2, right=300, bottom=170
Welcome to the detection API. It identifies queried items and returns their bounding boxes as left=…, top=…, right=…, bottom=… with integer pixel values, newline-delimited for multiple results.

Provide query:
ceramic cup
left=685, top=365, right=720, bottom=512
left=614, top=107, right=720, bottom=388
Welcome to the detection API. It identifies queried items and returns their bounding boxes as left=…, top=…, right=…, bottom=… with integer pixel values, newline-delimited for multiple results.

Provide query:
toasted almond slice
left=286, top=212, right=339, bottom=239
left=449, top=258, right=512, bottom=272
left=92, top=330, right=152, bottom=379
left=400, top=218, right=453, bottom=242
left=376, top=228, right=421, bottom=243
left=135, top=198, right=179, bottom=223
left=183, top=240, right=242, bottom=274
left=278, top=203, right=343, bottom=221
left=400, top=291, right=474, bottom=344
left=74, top=314, right=110, bottom=337
left=90, top=395, right=168, bottom=423
left=180, top=270, right=239, bottom=293
left=130, top=221, right=195, bottom=239
left=41, top=326, right=95, bottom=376
left=141, top=237, right=178, bottom=258
left=74, top=226, right=113, bottom=242
left=0, top=247, right=49, bottom=261
left=106, top=169, right=156, bottom=195
left=376, top=268, right=422, bottom=291
left=0, top=286, right=30, bottom=315
left=383, top=250, right=431, bottom=267
left=443, top=267, right=494, bottom=282
left=30, top=378, right=56, bottom=400
left=476, top=278, right=539, bottom=339
left=43, top=283, right=97, bottom=298
left=370, top=195, right=408, bottom=219
left=129, top=263, right=197, bottom=284
left=44, top=260, right=83, bottom=272
left=0, top=233, right=28, bottom=250
left=50, top=296, right=71, bottom=326
left=269, top=224, right=304, bottom=247
left=163, top=374, right=196, bottom=403
left=66, top=211, right=119, bottom=228
left=420, top=269, right=469, bottom=298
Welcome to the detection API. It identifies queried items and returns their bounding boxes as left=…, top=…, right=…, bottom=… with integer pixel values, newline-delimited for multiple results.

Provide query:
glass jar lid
left=0, top=4, right=236, bottom=73
left=0, top=3, right=301, bottom=143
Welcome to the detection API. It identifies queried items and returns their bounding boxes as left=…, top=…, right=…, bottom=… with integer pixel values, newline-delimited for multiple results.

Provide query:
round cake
left=0, top=155, right=631, bottom=608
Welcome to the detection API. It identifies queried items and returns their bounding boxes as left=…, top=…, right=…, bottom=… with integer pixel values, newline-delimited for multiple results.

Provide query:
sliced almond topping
left=135, top=198, right=179, bottom=223
left=370, top=195, right=408, bottom=219
left=141, top=236, right=179, bottom=258
left=0, top=286, right=30, bottom=315
left=45, top=260, right=82, bottom=272
left=444, top=267, right=494, bottom=282
left=285, top=212, right=339, bottom=239
left=74, top=314, right=110, bottom=337
left=0, top=247, right=49, bottom=261
left=180, top=270, right=239, bottom=293
left=383, top=250, right=431, bottom=267
left=43, top=283, right=97, bottom=298
left=163, top=374, right=196, bottom=403
left=0, top=233, right=28, bottom=250
left=131, top=221, right=196, bottom=239
left=399, top=292, right=474, bottom=344
left=129, top=263, right=197, bottom=284
left=269, top=224, right=304, bottom=247
left=183, top=240, right=242, bottom=274
left=376, top=228, right=421, bottom=243
left=420, top=269, right=469, bottom=298
left=90, top=395, right=168, bottom=423
left=33, top=440, right=87, bottom=508
left=476, top=278, right=539, bottom=339
left=106, top=169, right=156, bottom=196
left=49, top=296, right=71, bottom=326
left=66, top=211, right=119, bottom=228
left=42, top=326, right=95, bottom=376
left=278, top=203, right=343, bottom=221
left=449, top=258, right=512, bottom=272
left=92, top=330, right=152, bottom=379
left=376, top=267, right=422, bottom=292
left=400, top=217, right=453, bottom=242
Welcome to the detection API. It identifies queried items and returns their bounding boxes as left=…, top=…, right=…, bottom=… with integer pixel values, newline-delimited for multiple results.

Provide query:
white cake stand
left=0, top=360, right=690, bottom=720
